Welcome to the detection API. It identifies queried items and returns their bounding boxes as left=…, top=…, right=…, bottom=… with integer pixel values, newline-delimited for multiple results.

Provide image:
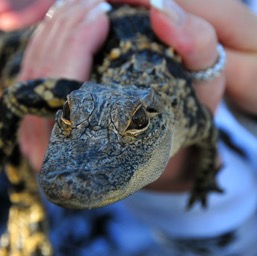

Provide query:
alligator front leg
left=187, top=121, right=223, bottom=209
left=182, top=103, right=223, bottom=209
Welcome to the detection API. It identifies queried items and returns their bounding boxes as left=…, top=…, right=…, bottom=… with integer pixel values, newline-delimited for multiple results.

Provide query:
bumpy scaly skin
left=0, top=29, right=60, bottom=256
left=0, top=154, right=52, bottom=256
left=0, top=29, right=33, bottom=91
left=0, top=5, right=223, bottom=254
left=39, top=6, right=222, bottom=209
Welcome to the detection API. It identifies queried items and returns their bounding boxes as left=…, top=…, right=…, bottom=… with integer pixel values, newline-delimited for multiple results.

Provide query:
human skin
left=0, top=0, right=54, bottom=31
left=2, top=0, right=257, bottom=192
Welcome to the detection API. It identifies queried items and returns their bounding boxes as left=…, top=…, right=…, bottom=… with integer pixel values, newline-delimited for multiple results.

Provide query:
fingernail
left=85, top=2, right=112, bottom=24
left=150, top=0, right=185, bottom=24
left=81, top=0, right=103, bottom=7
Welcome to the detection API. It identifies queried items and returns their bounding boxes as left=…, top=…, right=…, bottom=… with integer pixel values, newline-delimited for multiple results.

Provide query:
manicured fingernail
left=81, top=0, right=102, bottom=7
left=86, top=2, right=112, bottom=24
left=150, top=0, right=185, bottom=24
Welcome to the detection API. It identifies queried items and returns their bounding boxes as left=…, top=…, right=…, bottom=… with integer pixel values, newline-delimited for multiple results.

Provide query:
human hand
left=18, top=0, right=110, bottom=172
left=0, top=0, right=55, bottom=31
left=173, top=0, right=257, bottom=115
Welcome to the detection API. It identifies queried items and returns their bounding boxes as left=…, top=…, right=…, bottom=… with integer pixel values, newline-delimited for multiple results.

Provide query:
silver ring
left=45, top=0, right=64, bottom=19
left=186, top=43, right=226, bottom=81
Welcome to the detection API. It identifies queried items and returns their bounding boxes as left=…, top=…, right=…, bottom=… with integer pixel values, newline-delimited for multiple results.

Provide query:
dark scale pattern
left=0, top=4, right=223, bottom=255
left=111, top=12, right=155, bottom=41
left=0, top=29, right=32, bottom=77
left=11, top=79, right=82, bottom=112
left=165, top=54, right=191, bottom=80
left=0, top=96, right=20, bottom=165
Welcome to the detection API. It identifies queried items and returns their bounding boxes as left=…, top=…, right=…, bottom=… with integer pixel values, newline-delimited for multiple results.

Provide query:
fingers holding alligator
left=149, top=0, right=225, bottom=113
left=19, top=0, right=111, bottom=82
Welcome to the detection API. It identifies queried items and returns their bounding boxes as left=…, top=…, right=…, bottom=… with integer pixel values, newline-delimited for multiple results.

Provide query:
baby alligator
left=0, top=5, right=223, bottom=212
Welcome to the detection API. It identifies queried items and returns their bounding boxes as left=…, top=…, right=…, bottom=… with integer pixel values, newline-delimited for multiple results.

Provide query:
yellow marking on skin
left=47, top=98, right=64, bottom=108
left=4, top=95, right=24, bottom=117
left=2, top=159, right=53, bottom=255
left=138, top=41, right=151, bottom=51
left=45, top=80, right=56, bottom=89
left=34, top=85, right=45, bottom=95
left=97, top=66, right=105, bottom=74
left=160, top=83, right=169, bottom=92
left=151, top=83, right=159, bottom=90
left=19, top=104, right=28, bottom=114
left=98, top=58, right=111, bottom=74
left=29, top=203, right=45, bottom=222
left=121, top=41, right=132, bottom=53
left=43, top=90, right=54, bottom=101
left=106, top=69, right=115, bottom=77
left=10, top=192, right=32, bottom=204
left=109, top=48, right=121, bottom=60
left=150, top=42, right=162, bottom=53
left=6, top=165, right=21, bottom=184
left=165, top=48, right=175, bottom=58
left=177, top=79, right=186, bottom=88
left=187, top=96, right=197, bottom=112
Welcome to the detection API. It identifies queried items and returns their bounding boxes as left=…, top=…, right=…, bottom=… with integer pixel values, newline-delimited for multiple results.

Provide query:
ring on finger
left=186, top=44, right=226, bottom=81
left=45, top=0, right=65, bottom=19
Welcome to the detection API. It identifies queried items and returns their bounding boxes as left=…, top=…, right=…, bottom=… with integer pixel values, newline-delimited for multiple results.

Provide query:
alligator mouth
left=39, top=168, right=131, bottom=209
left=42, top=182, right=130, bottom=210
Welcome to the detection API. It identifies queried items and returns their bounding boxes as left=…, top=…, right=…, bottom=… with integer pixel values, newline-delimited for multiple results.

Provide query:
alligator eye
left=62, top=101, right=71, bottom=124
left=127, top=106, right=149, bottom=132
